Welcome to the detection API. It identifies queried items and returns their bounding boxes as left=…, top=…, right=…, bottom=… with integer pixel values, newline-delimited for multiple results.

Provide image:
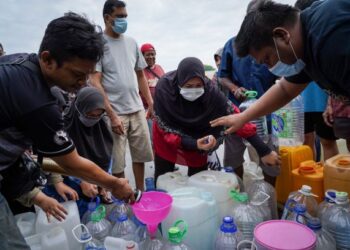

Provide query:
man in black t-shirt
left=0, top=12, right=134, bottom=250
left=210, top=0, right=350, bottom=137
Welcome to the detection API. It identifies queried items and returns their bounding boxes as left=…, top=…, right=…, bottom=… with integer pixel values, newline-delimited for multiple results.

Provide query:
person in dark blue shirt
left=211, top=0, right=350, bottom=141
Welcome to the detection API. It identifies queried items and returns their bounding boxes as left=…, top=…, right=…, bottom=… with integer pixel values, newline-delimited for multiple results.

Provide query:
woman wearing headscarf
left=153, top=57, right=280, bottom=182
left=44, top=86, right=114, bottom=216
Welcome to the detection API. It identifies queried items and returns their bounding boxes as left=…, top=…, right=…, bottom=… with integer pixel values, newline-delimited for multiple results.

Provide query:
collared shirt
left=286, top=0, right=350, bottom=102
left=218, top=37, right=276, bottom=106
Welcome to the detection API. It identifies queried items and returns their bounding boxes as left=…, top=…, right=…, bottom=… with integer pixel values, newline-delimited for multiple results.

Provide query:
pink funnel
left=132, top=191, right=173, bottom=238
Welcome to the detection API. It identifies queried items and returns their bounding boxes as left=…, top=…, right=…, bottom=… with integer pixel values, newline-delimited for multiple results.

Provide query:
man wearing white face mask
left=211, top=0, right=350, bottom=139
left=90, top=0, right=153, bottom=191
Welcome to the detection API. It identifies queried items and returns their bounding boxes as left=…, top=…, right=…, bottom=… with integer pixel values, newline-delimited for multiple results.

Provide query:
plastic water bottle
left=223, top=166, right=244, bottom=191
left=73, top=224, right=107, bottom=250
left=161, top=220, right=191, bottom=250
left=306, top=218, right=336, bottom=250
left=322, top=192, right=350, bottom=249
left=214, top=216, right=243, bottom=250
left=317, top=190, right=336, bottom=219
left=107, top=198, right=131, bottom=224
left=239, top=91, right=268, bottom=143
left=282, top=185, right=318, bottom=219
left=86, top=206, right=112, bottom=245
left=246, top=171, right=278, bottom=219
left=272, top=95, right=304, bottom=146
left=230, top=191, right=264, bottom=240
left=82, top=197, right=101, bottom=225
left=104, top=236, right=139, bottom=250
left=111, top=213, right=136, bottom=241
left=145, top=177, right=156, bottom=191
left=286, top=204, right=308, bottom=225
left=131, top=215, right=148, bottom=245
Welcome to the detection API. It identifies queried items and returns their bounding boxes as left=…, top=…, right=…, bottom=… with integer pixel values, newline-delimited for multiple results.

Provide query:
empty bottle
left=239, top=91, right=268, bottom=143
left=230, top=191, right=264, bottom=240
left=322, top=192, right=350, bottom=249
left=131, top=215, right=148, bottom=245
left=86, top=205, right=112, bottom=245
left=246, top=173, right=277, bottom=219
left=145, top=177, right=156, bottom=191
left=317, top=190, right=336, bottom=219
left=272, top=95, right=304, bottom=146
left=161, top=220, right=191, bottom=250
left=73, top=223, right=107, bottom=250
left=306, top=217, right=336, bottom=250
left=82, top=197, right=101, bottom=225
left=286, top=204, right=308, bottom=225
left=282, top=185, right=318, bottom=219
left=107, top=198, right=131, bottom=224
left=214, top=216, right=243, bottom=250
left=111, top=213, right=136, bottom=241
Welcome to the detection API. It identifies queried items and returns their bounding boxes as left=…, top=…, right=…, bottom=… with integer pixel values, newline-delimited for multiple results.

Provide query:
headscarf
left=65, top=87, right=113, bottom=171
left=154, top=57, right=228, bottom=138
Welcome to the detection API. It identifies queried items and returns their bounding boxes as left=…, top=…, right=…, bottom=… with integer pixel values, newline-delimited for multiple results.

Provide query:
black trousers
left=154, top=154, right=208, bottom=185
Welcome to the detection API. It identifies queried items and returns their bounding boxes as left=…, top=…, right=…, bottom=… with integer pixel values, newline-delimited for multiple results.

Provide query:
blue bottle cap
left=117, top=214, right=128, bottom=222
left=306, top=217, right=322, bottom=230
left=294, top=204, right=306, bottom=214
left=220, top=216, right=237, bottom=233
left=224, top=166, right=234, bottom=173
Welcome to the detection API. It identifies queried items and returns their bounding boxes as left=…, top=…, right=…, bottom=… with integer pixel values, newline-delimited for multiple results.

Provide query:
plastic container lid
left=220, top=216, right=237, bottom=233
left=254, top=221, right=316, bottom=250
left=117, top=214, right=128, bottom=222
left=301, top=185, right=312, bottom=193
left=335, top=192, right=349, bottom=203
left=168, top=220, right=187, bottom=244
left=91, top=205, right=106, bottom=222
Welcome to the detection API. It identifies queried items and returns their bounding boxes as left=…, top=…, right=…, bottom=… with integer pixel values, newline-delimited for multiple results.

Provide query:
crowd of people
left=0, top=0, right=349, bottom=248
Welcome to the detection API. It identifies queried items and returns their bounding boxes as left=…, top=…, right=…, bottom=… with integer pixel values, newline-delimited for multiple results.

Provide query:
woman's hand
left=33, top=192, right=67, bottom=222
left=197, top=135, right=217, bottom=151
left=80, top=181, right=99, bottom=198
left=261, top=151, right=281, bottom=167
left=54, top=181, right=79, bottom=201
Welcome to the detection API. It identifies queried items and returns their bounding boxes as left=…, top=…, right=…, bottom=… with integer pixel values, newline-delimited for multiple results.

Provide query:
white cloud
left=0, top=0, right=296, bottom=71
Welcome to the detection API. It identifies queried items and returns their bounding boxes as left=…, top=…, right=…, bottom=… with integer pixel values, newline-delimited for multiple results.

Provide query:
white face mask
left=180, top=87, right=205, bottom=101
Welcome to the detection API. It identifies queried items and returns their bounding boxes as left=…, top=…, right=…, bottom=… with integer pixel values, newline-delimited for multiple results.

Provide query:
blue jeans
left=0, top=192, right=30, bottom=250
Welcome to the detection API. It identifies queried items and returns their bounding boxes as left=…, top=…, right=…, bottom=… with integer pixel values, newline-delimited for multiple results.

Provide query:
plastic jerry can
left=15, top=212, right=36, bottom=238
left=156, top=171, right=189, bottom=192
left=324, top=154, right=350, bottom=195
left=292, top=160, right=324, bottom=202
left=276, top=145, right=313, bottom=203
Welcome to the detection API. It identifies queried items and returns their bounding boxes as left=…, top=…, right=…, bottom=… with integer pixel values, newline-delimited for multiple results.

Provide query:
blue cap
left=325, top=191, right=336, bottom=203
left=87, top=196, right=100, bottom=211
left=220, top=216, right=237, bottom=233
left=224, top=166, right=234, bottom=173
left=294, top=204, right=306, bottom=214
left=117, top=214, right=128, bottom=222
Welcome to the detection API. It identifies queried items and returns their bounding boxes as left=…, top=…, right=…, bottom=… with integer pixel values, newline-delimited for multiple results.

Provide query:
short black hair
left=103, top=0, right=126, bottom=16
left=39, top=12, right=104, bottom=67
left=295, top=0, right=318, bottom=10
left=235, top=0, right=299, bottom=57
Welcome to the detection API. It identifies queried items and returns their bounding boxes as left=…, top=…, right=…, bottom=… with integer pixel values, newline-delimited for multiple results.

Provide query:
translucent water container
left=322, top=192, right=350, bottom=249
left=306, top=217, right=336, bottom=250
left=214, top=216, right=243, bottom=250
left=230, top=191, right=264, bottom=240
left=162, top=187, right=219, bottom=250
left=239, top=90, right=269, bottom=143
left=292, top=160, right=324, bottom=203
left=161, top=220, right=192, bottom=250
left=243, top=161, right=263, bottom=189
left=41, top=227, right=69, bottom=250
left=104, top=236, right=139, bottom=250
left=246, top=170, right=278, bottom=220
left=82, top=196, right=101, bottom=225
left=86, top=205, right=112, bottom=245
left=35, top=200, right=82, bottom=250
left=111, top=213, right=137, bottom=241
left=107, top=198, right=131, bottom=224
left=286, top=203, right=308, bottom=225
left=282, top=185, right=319, bottom=219
left=188, top=170, right=240, bottom=219
left=318, top=190, right=336, bottom=219
left=156, top=171, right=189, bottom=192
left=25, top=233, right=42, bottom=250
left=272, top=95, right=304, bottom=146
left=324, top=154, right=350, bottom=196
left=15, top=212, right=36, bottom=238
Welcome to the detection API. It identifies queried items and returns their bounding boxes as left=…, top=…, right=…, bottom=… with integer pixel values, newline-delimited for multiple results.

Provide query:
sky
left=0, top=0, right=295, bottom=72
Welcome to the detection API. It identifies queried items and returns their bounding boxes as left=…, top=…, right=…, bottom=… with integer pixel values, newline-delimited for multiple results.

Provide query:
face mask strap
left=273, top=38, right=282, bottom=61
left=289, top=41, right=299, bottom=60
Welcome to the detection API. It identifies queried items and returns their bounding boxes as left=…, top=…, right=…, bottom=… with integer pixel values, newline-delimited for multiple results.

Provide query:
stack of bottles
left=214, top=216, right=243, bottom=250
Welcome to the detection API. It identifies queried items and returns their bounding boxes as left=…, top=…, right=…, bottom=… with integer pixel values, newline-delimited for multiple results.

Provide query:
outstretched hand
left=210, top=113, right=246, bottom=134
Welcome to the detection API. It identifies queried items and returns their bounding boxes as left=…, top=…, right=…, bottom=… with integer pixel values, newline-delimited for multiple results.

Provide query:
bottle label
left=272, top=109, right=293, bottom=138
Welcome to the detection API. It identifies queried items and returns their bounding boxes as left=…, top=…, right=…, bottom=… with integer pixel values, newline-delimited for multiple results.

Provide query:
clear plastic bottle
left=230, top=191, right=264, bottom=240
left=161, top=220, right=191, bottom=250
left=282, top=185, right=318, bottom=219
left=317, top=190, right=336, bottom=219
left=246, top=172, right=278, bottom=220
left=214, top=216, right=243, bottom=250
left=306, top=217, right=336, bottom=250
left=286, top=204, right=308, bottom=225
left=82, top=197, right=101, bottom=225
left=145, top=177, right=156, bottom=192
left=111, top=213, right=136, bottom=241
left=107, top=198, right=131, bottom=224
left=132, top=215, right=148, bottom=245
left=272, top=95, right=304, bottom=146
left=239, top=91, right=268, bottom=143
left=72, top=224, right=106, bottom=250
left=86, top=205, right=112, bottom=245
left=322, top=192, right=350, bottom=249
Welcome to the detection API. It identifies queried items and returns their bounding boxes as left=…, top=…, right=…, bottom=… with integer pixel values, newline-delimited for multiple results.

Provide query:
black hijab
left=154, top=57, right=228, bottom=138
left=65, top=87, right=113, bottom=171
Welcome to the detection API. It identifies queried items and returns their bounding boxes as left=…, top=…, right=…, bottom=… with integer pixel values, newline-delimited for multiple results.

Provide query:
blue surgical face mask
left=112, top=18, right=127, bottom=34
left=180, top=87, right=205, bottom=101
left=269, top=38, right=305, bottom=77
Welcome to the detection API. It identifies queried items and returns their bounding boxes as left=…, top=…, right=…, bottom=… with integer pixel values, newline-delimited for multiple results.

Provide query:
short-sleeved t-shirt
left=286, top=0, right=350, bottom=100
left=96, top=34, right=147, bottom=115
left=141, top=64, right=165, bottom=109
left=301, top=81, right=328, bottom=113
left=0, top=53, right=74, bottom=171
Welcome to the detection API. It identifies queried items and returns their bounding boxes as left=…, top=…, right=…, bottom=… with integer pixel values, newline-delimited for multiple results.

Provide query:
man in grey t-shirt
left=91, top=0, right=153, bottom=191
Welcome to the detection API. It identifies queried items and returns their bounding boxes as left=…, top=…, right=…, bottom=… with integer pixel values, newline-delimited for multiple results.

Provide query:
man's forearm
left=137, top=71, right=153, bottom=106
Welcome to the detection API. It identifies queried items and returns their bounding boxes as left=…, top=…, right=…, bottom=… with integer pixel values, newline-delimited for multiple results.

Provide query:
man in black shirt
left=0, top=12, right=134, bottom=249
left=210, top=0, right=350, bottom=135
